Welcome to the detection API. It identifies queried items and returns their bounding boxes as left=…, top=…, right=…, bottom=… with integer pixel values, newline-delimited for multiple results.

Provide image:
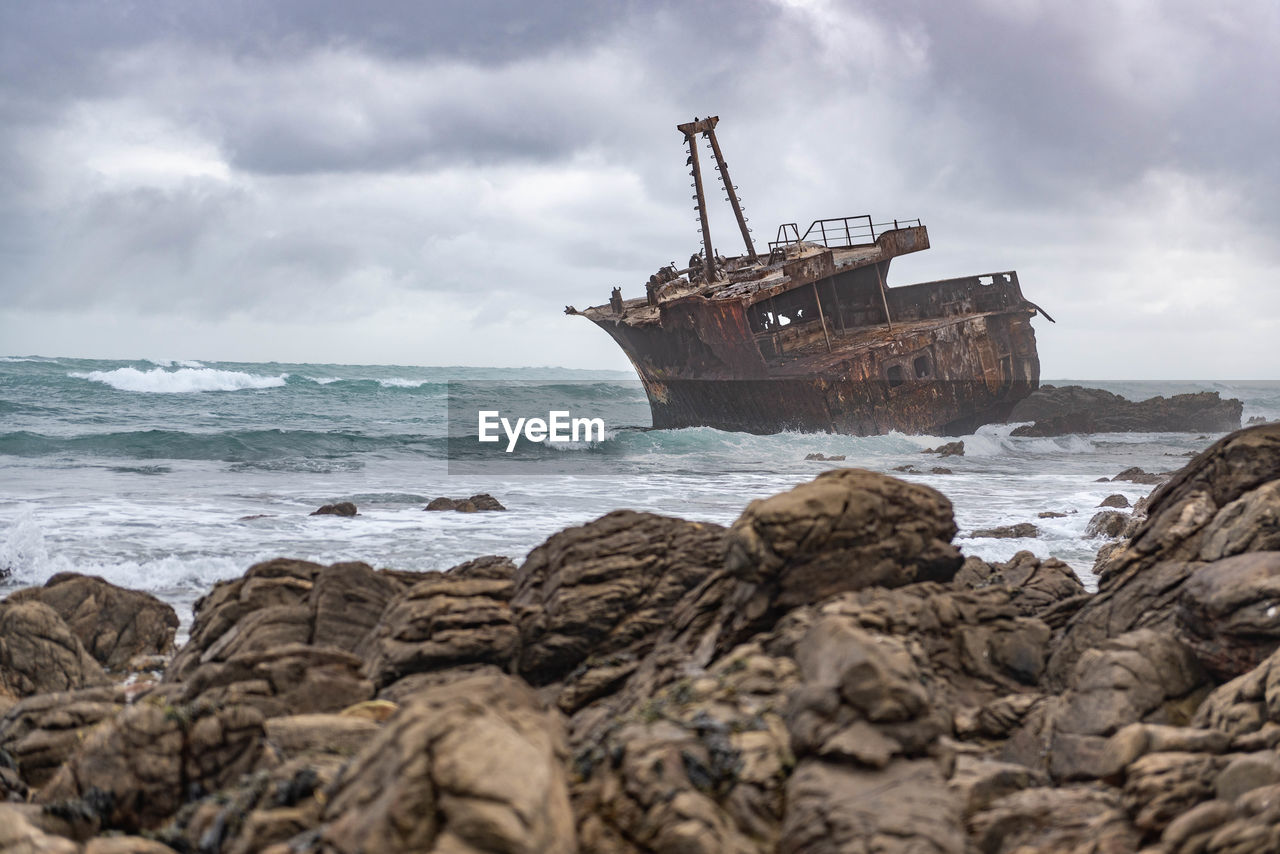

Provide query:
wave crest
left=69, top=367, right=288, bottom=393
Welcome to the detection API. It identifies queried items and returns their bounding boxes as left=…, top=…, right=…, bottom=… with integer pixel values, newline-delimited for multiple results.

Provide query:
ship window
left=979, top=275, right=994, bottom=286
left=886, top=365, right=905, bottom=388
left=914, top=355, right=932, bottom=379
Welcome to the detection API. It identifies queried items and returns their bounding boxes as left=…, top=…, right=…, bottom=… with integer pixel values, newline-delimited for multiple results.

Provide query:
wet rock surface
left=5, top=426, right=1280, bottom=852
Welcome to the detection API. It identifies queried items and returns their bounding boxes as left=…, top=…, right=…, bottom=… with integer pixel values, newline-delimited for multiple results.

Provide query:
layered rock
left=723, top=468, right=962, bottom=608
left=298, top=672, right=575, bottom=854
left=6, top=573, right=178, bottom=670
left=1047, top=423, right=1280, bottom=686
left=361, top=556, right=518, bottom=691
left=0, top=600, right=105, bottom=712
left=511, top=510, right=725, bottom=690
left=166, top=558, right=408, bottom=683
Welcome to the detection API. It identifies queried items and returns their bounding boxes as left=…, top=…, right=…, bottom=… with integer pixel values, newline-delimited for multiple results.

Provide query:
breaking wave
left=69, top=367, right=288, bottom=393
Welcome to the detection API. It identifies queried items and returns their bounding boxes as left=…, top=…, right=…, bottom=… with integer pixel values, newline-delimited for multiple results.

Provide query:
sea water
left=3, top=355, right=1278, bottom=632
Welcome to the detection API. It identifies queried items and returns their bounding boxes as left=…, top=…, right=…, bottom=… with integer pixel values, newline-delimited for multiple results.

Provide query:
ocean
left=3, top=355, right=1279, bottom=634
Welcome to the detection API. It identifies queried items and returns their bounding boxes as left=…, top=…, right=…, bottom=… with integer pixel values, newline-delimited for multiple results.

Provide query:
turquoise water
left=3, top=354, right=1278, bottom=629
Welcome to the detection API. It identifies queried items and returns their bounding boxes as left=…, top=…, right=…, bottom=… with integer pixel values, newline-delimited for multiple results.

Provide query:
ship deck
left=763, top=310, right=1002, bottom=376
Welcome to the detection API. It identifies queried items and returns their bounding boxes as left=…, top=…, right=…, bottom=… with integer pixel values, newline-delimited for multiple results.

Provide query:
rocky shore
left=1007, top=385, right=1243, bottom=436
left=3, top=424, right=1280, bottom=853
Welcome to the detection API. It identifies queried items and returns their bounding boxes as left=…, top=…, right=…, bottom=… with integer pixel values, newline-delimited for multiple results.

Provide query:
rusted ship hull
left=587, top=270, right=1041, bottom=436
left=568, top=117, right=1048, bottom=437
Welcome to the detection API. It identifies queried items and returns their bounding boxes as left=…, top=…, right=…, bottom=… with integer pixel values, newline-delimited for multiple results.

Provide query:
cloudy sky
left=1, top=0, right=1276, bottom=377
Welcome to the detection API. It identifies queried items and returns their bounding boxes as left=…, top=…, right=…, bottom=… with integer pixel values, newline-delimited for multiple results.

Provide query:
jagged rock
left=0, top=804, right=79, bottom=853
left=166, top=558, right=407, bottom=683
left=468, top=493, right=506, bottom=511
left=804, top=453, right=844, bottom=461
left=1113, top=466, right=1166, bottom=485
left=1008, top=629, right=1206, bottom=781
left=786, top=618, right=944, bottom=766
left=1192, top=646, right=1280, bottom=740
left=1047, top=424, right=1280, bottom=686
left=966, top=786, right=1141, bottom=853
left=1247, top=415, right=1270, bottom=425
left=953, top=551, right=1086, bottom=629
left=38, top=697, right=265, bottom=832
left=1086, top=510, right=1130, bottom=538
left=1215, top=752, right=1280, bottom=802
left=1038, top=510, right=1070, bottom=518
left=922, top=441, right=965, bottom=457
left=1008, top=385, right=1241, bottom=436
left=1176, top=551, right=1280, bottom=681
left=362, top=556, right=518, bottom=690
left=0, top=686, right=130, bottom=789
left=1100, top=723, right=1231, bottom=777
left=6, top=573, right=178, bottom=670
left=511, top=510, right=724, bottom=688
left=931, top=466, right=953, bottom=475
left=574, top=643, right=798, bottom=853
left=299, top=672, right=575, bottom=854
left=948, top=755, right=1049, bottom=818
left=310, top=502, right=357, bottom=517
left=1159, top=786, right=1280, bottom=854
left=180, top=644, right=375, bottom=719
left=0, top=600, right=106, bottom=711
left=1100, top=493, right=1131, bottom=508
left=1123, top=751, right=1223, bottom=834
left=724, top=469, right=962, bottom=609
left=781, top=758, right=964, bottom=854
left=969, top=522, right=1038, bottom=539
left=892, top=464, right=921, bottom=473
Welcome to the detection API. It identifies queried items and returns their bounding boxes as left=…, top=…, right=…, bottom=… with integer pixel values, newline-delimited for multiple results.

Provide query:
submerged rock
left=310, top=502, right=357, bottom=517
left=969, top=522, right=1039, bottom=539
left=424, top=493, right=506, bottom=512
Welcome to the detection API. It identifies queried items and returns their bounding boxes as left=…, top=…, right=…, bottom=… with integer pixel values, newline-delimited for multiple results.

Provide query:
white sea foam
left=378, top=378, right=431, bottom=388
left=70, top=367, right=288, bottom=393
left=304, top=376, right=344, bottom=385
left=146, top=358, right=206, bottom=368
left=0, top=508, right=75, bottom=583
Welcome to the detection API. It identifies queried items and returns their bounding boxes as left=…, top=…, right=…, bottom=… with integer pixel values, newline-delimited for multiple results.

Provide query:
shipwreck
left=567, top=116, right=1051, bottom=436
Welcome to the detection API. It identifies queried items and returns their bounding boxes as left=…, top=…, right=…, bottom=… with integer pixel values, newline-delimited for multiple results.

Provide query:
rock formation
left=1008, top=384, right=1243, bottom=436
left=3, top=423, right=1280, bottom=852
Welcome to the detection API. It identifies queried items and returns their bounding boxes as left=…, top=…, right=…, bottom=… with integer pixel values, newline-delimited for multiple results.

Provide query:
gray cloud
left=0, top=0, right=1276, bottom=376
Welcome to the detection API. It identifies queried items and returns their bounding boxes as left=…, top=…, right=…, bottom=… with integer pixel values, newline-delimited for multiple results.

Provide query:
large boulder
left=1176, top=552, right=1280, bottom=681
left=0, top=686, right=129, bottom=790
left=781, top=759, right=964, bottom=854
left=38, top=696, right=266, bottom=832
left=6, top=573, right=178, bottom=671
left=1007, top=629, right=1206, bottom=781
left=362, top=556, right=518, bottom=691
left=1047, top=423, right=1280, bottom=686
left=299, top=672, right=575, bottom=854
left=180, top=644, right=375, bottom=719
left=166, top=558, right=408, bottom=683
left=574, top=643, right=798, bottom=853
left=0, top=600, right=106, bottom=711
left=511, top=510, right=725, bottom=687
left=723, top=469, right=962, bottom=609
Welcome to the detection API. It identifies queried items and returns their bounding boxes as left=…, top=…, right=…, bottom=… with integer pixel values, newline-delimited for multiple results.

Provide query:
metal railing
left=767, top=216, right=922, bottom=258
